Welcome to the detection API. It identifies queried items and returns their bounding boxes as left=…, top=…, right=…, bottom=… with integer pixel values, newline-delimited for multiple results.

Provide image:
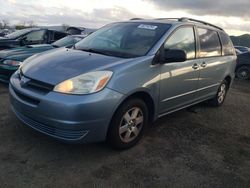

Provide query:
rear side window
left=54, top=32, right=67, bottom=41
left=219, top=32, right=234, bottom=55
left=198, top=28, right=221, bottom=57
left=164, top=27, right=196, bottom=59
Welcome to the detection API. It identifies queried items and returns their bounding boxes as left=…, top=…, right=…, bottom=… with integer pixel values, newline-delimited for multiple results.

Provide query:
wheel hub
left=129, top=119, right=136, bottom=127
left=241, top=71, right=247, bottom=77
left=119, top=107, right=144, bottom=143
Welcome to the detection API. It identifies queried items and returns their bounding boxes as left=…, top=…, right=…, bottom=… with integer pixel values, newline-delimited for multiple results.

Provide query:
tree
left=27, top=20, right=37, bottom=28
left=2, top=20, right=9, bottom=29
left=15, top=20, right=37, bottom=30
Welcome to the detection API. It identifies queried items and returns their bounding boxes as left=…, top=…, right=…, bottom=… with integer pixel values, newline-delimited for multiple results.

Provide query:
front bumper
left=9, top=73, right=124, bottom=143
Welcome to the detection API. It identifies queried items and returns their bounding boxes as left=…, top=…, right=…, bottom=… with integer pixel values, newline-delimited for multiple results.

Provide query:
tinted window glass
left=219, top=32, right=234, bottom=55
left=235, top=46, right=249, bottom=53
left=164, top=27, right=196, bottom=59
left=54, top=32, right=67, bottom=41
left=25, top=30, right=45, bottom=41
left=239, top=52, right=250, bottom=58
left=198, top=28, right=221, bottom=57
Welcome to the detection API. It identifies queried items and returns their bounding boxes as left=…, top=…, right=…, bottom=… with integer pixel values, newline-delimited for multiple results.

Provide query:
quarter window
left=198, top=28, right=222, bottom=57
left=219, top=32, right=234, bottom=55
left=164, top=27, right=196, bottom=59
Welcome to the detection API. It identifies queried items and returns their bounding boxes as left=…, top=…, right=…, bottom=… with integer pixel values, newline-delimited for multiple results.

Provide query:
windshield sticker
left=138, top=24, right=158, bottom=30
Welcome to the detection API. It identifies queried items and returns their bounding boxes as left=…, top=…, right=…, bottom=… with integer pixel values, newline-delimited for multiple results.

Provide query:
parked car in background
left=236, top=51, right=250, bottom=80
left=66, top=27, right=97, bottom=37
left=66, top=27, right=85, bottom=34
left=0, top=35, right=84, bottom=82
left=235, top=46, right=250, bottom=53
left=0, top=28, right=68, bottom=51
left=235, top=48, right=242, bottom=55
left=10, top=18, right=236, bottom=149
left=0, top=29, right=13, bottom=37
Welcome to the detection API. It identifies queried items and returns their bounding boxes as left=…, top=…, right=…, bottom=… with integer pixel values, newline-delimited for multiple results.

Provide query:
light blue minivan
left=9, top=18, right=236, bottom=149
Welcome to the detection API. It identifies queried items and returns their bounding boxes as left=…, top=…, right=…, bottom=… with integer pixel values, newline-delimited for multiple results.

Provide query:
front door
left=159, top=26, right=200, bottom=114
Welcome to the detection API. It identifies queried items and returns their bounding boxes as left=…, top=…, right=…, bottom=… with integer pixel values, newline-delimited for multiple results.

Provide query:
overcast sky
left=0, top=0, right=249, bottom=36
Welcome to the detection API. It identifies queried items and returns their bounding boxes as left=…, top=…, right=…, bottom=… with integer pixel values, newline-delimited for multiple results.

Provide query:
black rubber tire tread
left=107, top=98, right=148, bottom=150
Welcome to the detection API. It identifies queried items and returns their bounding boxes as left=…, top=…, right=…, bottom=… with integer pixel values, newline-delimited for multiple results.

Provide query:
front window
left=25, top=30, right=46, bottom=41
left=164, top=27, right=196, bottom=59
left=75, top=22, right=171, bottom=58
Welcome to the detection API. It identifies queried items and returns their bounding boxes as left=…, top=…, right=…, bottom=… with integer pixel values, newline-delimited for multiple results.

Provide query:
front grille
left=13, top=108, right=89, bottom=141
left=18, top=73, right=54, bottom=93
left=26, top=79, right=54, bottom=93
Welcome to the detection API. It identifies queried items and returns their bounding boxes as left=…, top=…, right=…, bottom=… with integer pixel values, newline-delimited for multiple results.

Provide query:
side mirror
left=163, top=49, right=187, bottom=63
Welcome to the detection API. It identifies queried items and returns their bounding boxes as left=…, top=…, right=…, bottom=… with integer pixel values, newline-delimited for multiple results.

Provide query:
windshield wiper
left=52, top=44, right=59, bottom=48
left=78, top=48, right=111, bottom=56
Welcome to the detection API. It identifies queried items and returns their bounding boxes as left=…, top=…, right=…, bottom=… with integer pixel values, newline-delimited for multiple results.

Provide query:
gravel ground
left=0, top=80, right=250, bottom=188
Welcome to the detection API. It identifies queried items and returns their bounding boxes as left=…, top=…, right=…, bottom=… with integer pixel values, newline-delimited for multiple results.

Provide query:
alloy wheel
left=218, top=83, right=227, bottom=104
left=119, top=107, right=144, bottom=143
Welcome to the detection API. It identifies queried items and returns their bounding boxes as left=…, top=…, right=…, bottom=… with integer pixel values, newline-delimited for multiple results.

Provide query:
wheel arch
left=106, top=90, right=156, bottom=139
left=224, top=75, right=232, bottom=87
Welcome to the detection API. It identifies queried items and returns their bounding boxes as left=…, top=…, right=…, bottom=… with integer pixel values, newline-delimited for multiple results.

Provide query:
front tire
left=107, top=98, right=148, bottom=149
left=209, top=80, right=228, bottom=107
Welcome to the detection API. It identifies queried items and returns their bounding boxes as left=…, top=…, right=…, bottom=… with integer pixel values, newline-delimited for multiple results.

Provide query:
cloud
left=0, top=0, right=250, bottom=35
left=0, top=0, right=138, bottom=28
left=146, top=0, right=250, bottom=19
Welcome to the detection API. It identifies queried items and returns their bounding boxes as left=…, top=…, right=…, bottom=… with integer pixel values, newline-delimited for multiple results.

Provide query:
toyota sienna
left=9, top=18, right=237, bottom=149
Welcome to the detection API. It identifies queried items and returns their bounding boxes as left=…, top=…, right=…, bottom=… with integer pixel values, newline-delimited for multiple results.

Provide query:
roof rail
left=130, top=18, right=144, bottom=20
left=154, top=17, right=223, bottom=31
left=155, top=18, right=179, bottom=21
left=179, top=17, right=224, bottom=31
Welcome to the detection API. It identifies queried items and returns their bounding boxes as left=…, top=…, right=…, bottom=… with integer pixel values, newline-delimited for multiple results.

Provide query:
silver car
left=10, top=18, right=236, bottom=149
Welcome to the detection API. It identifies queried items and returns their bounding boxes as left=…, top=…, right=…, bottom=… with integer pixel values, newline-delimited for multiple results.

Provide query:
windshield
left=5, top=29, right=32, bottom=39
left=75, top=22, right=171, bottom=58
left=52, top=36, right=84, bottom=47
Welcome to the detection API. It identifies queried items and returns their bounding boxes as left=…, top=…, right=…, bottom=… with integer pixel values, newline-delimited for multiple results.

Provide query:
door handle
left=192, top=63, right=199, bottom=70
left=201, top=62, right=207, bottom=68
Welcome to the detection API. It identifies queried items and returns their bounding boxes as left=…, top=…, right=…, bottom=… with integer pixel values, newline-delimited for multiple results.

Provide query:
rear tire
left=236, top=66, right=250, bottom=80
left=209, top=80, right=228, bottom=107
left=107, top=98, right=148, bottom=149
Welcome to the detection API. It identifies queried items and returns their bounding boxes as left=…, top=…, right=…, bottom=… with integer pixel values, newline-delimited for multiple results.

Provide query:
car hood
left=0, top=37, right=15, bottom=42
left=0, top=44, right=53, bottom=61
left=22, top=48, right=131, bottom=85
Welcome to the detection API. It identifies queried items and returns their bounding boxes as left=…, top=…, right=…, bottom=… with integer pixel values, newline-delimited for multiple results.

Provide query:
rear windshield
left=75, top=22, right=171, bottom=58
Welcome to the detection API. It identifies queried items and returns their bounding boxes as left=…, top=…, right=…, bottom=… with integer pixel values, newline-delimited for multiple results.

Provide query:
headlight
left=3, top=60, right=23, bottom=67
left=54, top=71, right=113, bottom=94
